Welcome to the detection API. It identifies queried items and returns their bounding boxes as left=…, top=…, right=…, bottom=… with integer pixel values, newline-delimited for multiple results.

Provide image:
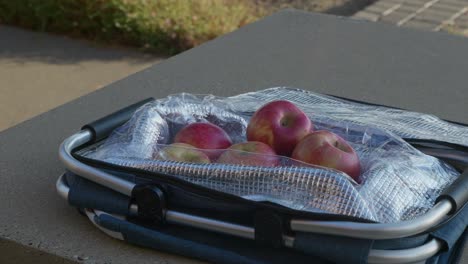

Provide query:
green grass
left=0, top=0, right=261, bottom=54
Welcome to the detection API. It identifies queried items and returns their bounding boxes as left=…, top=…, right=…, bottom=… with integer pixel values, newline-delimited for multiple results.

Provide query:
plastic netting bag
left=78, top=88, right=465, bottom=223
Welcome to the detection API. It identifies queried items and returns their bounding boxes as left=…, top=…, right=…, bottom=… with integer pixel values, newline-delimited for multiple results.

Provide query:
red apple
left=291, top=130, right=361, bottom=182
left=157, top=143, right=210, bottom=163
left=174, top=122, right=232, bottom=159
left=247, top=100, right=312, bottom=156
left=217, top=141, right=279, bottom=167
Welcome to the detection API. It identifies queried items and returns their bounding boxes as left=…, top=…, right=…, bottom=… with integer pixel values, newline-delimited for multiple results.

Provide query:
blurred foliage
left=0, top=0, right=262, bottom=54
left=444, top=24, right=468, bottom=38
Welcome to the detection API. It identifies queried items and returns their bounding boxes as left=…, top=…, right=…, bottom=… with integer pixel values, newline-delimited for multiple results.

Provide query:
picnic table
left=0, top=10, right=467, bottom=263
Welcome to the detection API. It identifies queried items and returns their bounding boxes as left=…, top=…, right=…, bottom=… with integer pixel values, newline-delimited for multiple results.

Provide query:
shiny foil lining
left=78, top=88, right=463, bottom=223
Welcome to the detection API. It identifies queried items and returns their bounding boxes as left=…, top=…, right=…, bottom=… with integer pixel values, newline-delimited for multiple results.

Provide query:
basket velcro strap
left=95, top=213, right=261, bottom=264
left=66, top=172, right=130, bottom=215
left=254, top=210, right=284, bottom=248
left=430, top=203, right=468, bottom=252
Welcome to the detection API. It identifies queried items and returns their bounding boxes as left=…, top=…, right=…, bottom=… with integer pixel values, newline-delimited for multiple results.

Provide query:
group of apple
left=157, top=100, right=361, bottom=182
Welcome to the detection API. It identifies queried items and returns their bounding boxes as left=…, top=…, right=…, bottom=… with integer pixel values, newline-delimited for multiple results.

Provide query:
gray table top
left=1, top=10, right=467, bottom=264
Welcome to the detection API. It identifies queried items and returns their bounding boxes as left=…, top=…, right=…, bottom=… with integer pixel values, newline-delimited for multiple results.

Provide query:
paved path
left=0, top=26, right=164, bottom=132
left=354, top=0, right=468, bottom=35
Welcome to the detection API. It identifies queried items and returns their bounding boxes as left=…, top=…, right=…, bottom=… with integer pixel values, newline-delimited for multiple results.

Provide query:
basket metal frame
left=58, top=129, right=455, bottom=263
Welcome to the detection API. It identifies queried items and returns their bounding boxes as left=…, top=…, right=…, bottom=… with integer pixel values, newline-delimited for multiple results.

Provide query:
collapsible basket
left=57, top=88, right=468, bottom=264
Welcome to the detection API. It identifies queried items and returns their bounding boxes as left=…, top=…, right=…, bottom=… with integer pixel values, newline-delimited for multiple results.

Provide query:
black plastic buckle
left=254, top=210, right=284, bottom=248
left=131, top=185, right=166, bottom=223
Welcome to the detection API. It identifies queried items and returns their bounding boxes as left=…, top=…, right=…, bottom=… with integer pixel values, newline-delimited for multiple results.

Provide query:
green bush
left=0, top=0, right=260, bottom=54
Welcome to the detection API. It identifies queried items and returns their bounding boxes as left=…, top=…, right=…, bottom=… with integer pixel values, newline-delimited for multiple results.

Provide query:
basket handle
left=90, top=210, right=261, bottom=264
left=82, top=97, right=153, bottom=142
left=436, top=168, right=468, bottom=214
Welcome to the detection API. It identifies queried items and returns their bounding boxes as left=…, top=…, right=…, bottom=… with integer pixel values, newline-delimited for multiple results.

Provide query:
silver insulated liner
left=78, top=88, right=466, bottom=223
